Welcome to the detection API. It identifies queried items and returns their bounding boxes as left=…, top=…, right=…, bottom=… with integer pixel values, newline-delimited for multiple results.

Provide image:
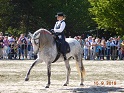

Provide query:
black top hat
left=55, top=12, right=66, bottom=17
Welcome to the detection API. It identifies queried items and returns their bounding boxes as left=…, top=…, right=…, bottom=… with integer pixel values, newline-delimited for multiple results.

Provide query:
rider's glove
left=50, top=29, right=55, bottom=34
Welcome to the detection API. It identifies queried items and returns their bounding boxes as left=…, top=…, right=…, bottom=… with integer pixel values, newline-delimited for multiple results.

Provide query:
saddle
left=52, top=38, right=70, bottom=63
left=65, top=41, right=70, bottom=53
left=56, top=39, right=70, bottom=53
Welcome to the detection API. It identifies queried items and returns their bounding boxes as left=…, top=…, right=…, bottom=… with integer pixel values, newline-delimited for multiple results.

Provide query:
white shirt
left=8, top=37, right=15, bottom=44
left=91, top=41, right=97, bottom=48
left=54, top=20, right=66, bottom=33
left=84, top=41, right=90, bottom=49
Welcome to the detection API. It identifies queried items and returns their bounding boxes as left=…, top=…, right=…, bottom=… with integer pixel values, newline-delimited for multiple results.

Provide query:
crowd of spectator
left=74, top=35, right=124, bottom=60
left=0, top=31, right=124, bottom=60
left=0, top=32, right=36, bottom=60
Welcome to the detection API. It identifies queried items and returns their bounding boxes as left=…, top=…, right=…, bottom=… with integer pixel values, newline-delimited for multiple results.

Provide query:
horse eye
left=34, top=34, right=37, bottom=37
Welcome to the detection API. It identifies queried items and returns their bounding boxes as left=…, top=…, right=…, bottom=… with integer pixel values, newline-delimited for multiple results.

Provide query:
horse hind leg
left=75, top=55, right=85, bottom=86
left=25, top=60, right=38, bottom=81
left=63, top=59, right=71, bottom=86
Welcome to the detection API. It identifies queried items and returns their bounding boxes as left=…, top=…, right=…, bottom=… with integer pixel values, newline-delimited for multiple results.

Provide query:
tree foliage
left=89, top=0, right=124, bottom=35
left=0, top=0, right=13, bottom=32
left=0, top=0, right=95, bottom=37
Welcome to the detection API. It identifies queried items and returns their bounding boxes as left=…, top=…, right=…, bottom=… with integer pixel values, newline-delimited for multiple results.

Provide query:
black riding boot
left=63, top=53, right=67, bottom=60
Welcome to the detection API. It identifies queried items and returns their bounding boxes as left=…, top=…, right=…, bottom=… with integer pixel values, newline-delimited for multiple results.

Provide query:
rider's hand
left=50, top=29, right=55, bottom=34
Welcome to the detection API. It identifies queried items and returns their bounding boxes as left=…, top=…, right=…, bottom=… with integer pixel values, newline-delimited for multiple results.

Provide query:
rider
left=51, top=12, right=67, bottom=60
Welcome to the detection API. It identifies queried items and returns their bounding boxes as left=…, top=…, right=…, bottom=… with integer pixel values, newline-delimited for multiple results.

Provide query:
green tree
left=0, top=0, right=13, bottom=34
left=32, top=0, right=96, bottom=36
left=0, top=0, right=34, bottom=36
left=89, top=0, right=124, bottom=35
left=0, top=0, right=96, bottom=37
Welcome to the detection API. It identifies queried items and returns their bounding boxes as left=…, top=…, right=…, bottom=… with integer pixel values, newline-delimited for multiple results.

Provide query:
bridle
left=32, top=33, right=41, bottom=54
left=32, top=30, right=51, bottom=54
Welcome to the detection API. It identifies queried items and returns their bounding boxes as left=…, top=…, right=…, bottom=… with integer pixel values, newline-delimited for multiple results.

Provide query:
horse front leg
left=25, top=60, right=38, bottom=81
left=45, top=63, right=51, bottom=88
left=63, top=60, right=71, bottom=86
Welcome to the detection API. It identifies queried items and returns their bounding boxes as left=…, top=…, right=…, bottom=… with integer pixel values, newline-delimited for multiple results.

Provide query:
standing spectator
left=110, top=37, right=118, bottom=60
left=78, top=36, right=84, bottom=56
left=0, top=36, right=3, bottom=59
left=110, top=38, right=115, bottom=60
left=78, top=36, right=83, bottom=47
left=8, top=35, right=15, bottom=44
left=0, top=32, right=3, bottom=36
left=106, top=39, right=111, bottom=60
left=83, top=38, right=90, bottom=60
left=0, top=32, right=4, bottom=39
left=119, top=40, right=124, bottom=60
left=74, top=36, right=78, bottom=40
left=88, top=36, right=92, bottom=43
left=117, top=36, right=122, bottom=60
left=100, top=39, right=106, bottom=60
left=15, top=37, right=19, bottom=59
left=8, top=41, right=18, bottom=59
left=114, top=37, right=119, bottom=59
left=27, top=38, right=33, bottom=59
left=88, top=36, right=92, bottom=60
left=96, top=38, right=102, bottom=60
left=3, top=36, right=10, bottom=59
left=15, top=37, right=19, bottom=41
left=90, top=38, right=97, bottom=60
left=18, top=34, right=28, bottom=59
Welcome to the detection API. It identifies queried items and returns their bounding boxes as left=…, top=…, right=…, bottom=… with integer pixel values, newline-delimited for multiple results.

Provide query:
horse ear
left=28, top=32, right=33, bottom=38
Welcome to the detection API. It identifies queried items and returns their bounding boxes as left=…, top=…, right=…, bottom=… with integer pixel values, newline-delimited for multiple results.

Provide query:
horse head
left=31, top=28, right=53, bottom=54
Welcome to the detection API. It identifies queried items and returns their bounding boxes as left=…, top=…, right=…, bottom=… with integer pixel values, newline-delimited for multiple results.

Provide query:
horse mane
left=38, top=28, right=54, bottom=48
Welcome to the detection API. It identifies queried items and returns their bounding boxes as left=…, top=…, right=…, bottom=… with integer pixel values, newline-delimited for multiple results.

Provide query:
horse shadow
left=60, top=86, right=124, bottom=93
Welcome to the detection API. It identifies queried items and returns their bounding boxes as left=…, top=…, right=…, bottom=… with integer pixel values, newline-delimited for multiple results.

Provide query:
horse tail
left=76, top=61, right=85, bottom=78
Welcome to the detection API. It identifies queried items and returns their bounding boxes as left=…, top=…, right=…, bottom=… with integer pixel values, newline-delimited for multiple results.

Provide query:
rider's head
left=55, top=12, right=66, bottom=21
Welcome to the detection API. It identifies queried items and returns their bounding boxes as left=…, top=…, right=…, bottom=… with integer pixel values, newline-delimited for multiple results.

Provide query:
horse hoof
left=80, top=83, right=84, bottom=86
left=63, top=84, right=67, bottom=86
left=45, top=86, right=49, bottom=88
left=25, top=78, right=29, bottom=81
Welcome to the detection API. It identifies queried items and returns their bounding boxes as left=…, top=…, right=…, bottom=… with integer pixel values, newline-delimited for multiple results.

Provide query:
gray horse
left=25, top=28, right=85, bottom=88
